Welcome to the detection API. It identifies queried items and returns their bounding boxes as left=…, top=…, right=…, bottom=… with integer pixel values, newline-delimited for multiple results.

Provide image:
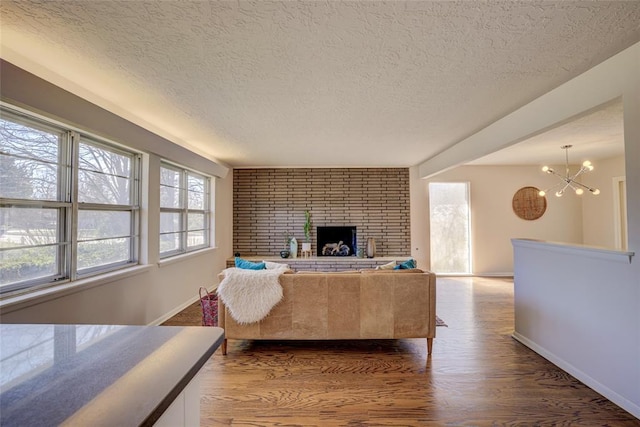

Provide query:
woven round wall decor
left=512, top=186, right=547, bottom=220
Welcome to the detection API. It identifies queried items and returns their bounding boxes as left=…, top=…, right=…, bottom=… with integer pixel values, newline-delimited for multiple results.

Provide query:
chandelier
left=538, top=145, right=600, bottom=197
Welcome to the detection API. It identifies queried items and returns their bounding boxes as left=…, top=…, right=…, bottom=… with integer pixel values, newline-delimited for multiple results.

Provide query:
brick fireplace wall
left=233, top=168, right=410, bottom=257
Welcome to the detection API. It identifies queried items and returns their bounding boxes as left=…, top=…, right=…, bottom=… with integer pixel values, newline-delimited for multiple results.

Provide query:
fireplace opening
left=317, top=226, right=356, bottom=256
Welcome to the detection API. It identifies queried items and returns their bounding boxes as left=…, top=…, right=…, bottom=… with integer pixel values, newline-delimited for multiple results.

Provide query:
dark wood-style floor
left=163, top=276, right=640, bottom=426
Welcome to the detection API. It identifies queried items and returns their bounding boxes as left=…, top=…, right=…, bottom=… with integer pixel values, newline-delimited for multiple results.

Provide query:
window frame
left=73, top=135, right=141, bottom=278
left=159, top=161, right=211, bottom=259
left=0, top=105, right=141, bottom=296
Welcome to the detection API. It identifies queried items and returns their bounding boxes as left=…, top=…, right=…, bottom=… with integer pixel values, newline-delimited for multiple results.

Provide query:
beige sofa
left=218, top=269, right=436, bottom=355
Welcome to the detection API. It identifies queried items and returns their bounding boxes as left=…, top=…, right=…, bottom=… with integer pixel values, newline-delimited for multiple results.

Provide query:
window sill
left=158, top=247, right=218, bottom=268
left=0, top=264, right=153, bottom=314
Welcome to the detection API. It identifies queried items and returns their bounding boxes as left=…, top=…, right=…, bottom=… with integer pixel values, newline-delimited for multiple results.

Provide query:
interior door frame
left=612, top=176, right=627, bottom=250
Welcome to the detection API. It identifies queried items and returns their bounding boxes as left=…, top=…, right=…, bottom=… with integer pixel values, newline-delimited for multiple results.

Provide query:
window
left=159, top=162, right=210, bottom=258
left=0, top=106, right=140, bottom=295
left=429, top=182, right=472, bottom=274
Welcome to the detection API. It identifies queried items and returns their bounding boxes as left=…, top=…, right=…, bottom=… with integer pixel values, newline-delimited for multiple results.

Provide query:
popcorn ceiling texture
left=2, top=1, right=639, bottom=168
left=233, top=168, right=410, bottom=257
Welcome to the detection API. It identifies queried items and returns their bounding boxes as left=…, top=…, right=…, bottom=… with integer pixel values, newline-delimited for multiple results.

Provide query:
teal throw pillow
left=235, top=257, right=266, bottom=270
left=394, top=258, right=416, bottom=270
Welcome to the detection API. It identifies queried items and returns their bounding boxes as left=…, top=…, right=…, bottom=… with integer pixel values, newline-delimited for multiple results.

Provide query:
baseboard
left=436, top=273, right=514, bottom=278
left=512, top=332, right=640, bottom=419
left=476, top=272, right=514, bottom=278
left=148, top=285, right=216, bottom=326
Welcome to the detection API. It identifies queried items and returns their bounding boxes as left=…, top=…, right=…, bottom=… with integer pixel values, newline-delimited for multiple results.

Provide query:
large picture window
left=160, top=162, right=210, bottom=258
left=0, top=107, right=140, bottom=295
left=429, top=182, right=472, bottom=274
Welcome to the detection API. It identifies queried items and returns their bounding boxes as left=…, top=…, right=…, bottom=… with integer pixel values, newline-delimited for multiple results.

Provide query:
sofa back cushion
left=359, top=268, right=425, bottom=274
left=295, top=270, right=360, bottom=274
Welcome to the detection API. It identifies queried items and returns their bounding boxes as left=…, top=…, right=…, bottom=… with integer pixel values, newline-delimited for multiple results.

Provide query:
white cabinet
left=155, top=373, right=201, bottom=427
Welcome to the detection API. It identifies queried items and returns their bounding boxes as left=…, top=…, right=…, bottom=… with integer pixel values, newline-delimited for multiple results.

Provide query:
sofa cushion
left=360, top=268, right=424, bottom=274
left=235, top=257, right=266, bottom=270
left=394, top=258, right=416, bottom=270
left=376, top=260, right=396, bottom=270
left=296, top=270, right=359, bottom=274
left=263, top=260, right=289, bottom=270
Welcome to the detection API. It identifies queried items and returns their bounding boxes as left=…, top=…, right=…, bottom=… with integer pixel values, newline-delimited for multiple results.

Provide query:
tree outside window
left=159, top=162, right=210, bottom=258
left=0, top=107, right=140, bottom=294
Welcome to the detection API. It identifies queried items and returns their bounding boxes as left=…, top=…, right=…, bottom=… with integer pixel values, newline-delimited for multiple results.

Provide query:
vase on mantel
left=366, top=237, right=376, bottom=258
left=290, top=237, right=298, bottom=258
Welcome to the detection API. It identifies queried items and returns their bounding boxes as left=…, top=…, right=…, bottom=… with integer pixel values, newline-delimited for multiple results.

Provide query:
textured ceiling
left=470, top=98, right=625, bottom=165
left=1, top=1, right=639, bottom=168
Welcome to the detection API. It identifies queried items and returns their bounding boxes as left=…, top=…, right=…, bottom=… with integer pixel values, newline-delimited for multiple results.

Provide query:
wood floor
left=163, top=276, right=640, bottom=426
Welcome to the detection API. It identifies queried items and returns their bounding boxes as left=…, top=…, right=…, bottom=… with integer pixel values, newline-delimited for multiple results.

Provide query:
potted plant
left=301, top=210, right=312, bottom=253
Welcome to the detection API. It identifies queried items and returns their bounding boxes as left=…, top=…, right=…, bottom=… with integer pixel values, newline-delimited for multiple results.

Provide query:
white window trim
left=0, top=103, right=142, bottom=297
left=159, top=161, right=211, bottom=259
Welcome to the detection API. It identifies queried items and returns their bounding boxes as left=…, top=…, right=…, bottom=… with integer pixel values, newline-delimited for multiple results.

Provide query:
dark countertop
left=0, top=324, right=224, bottom=427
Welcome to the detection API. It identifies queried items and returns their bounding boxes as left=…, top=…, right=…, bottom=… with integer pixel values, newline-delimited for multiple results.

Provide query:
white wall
left=409, top=166, right=430, bottom=271
left=512, top=240, right=637, bottom=417
left=410, top=157, right=626, bottom=275
left=0, top=62, right=235, bottom=325
left=414, top=42, right=640, bottom=417
left=412, top=165, right=583, bottom=275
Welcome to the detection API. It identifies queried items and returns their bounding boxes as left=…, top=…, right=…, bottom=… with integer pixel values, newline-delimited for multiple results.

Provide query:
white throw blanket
left=217, top=268, right=284, bottom=324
